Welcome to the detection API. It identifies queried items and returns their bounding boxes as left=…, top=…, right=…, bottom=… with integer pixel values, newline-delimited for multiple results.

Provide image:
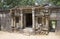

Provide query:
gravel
left=0, top=31, right=60, bottom=39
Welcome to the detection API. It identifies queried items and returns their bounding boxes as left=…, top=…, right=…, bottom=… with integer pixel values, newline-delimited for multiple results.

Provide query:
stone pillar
left=46, top=16, right=49, bottom=30
left=13, top=17, right=16, bottom=27
left=20, top=9, right=23, bottom=29
left=32, top=8, right=35, bottom=29
left=19, top=15, right=21, bottom=27
left=42, top=17, right=44, bottom=26
left=10, top=9, right=14, bottom=27
left=46, top=17, right=48, bottom=26
left=10, top=9, right=13, bottom=27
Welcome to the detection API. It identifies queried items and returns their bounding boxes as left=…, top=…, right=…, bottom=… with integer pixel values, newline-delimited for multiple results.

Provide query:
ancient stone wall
left=0, top=13, right=12, bottom=32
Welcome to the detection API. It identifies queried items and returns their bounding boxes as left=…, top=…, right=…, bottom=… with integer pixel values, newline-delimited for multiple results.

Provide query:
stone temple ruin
left=0, top=6, right=60, bottom=35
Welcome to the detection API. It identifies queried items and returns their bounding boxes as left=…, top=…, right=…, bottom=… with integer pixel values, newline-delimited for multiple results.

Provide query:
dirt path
left=0, top=31, right=60, bottom=39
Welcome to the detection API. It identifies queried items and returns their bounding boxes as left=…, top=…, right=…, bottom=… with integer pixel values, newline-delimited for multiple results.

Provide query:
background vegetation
left=0, top=0, right=60, bottom=9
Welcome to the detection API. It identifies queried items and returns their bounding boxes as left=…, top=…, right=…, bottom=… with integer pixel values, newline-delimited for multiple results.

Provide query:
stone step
left=23, top=27, right=34, bottom=35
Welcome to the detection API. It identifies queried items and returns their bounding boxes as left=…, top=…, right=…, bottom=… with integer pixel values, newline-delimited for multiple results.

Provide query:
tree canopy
left=0, top=0, right=60, bottom=9
left=50, top=0, right=60, bottom=6
left=0, top=0, right=35, bottom=9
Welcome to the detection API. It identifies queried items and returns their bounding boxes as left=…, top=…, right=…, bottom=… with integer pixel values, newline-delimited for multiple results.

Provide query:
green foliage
left=35, top=0, right=49, bottom=5
left=0, top=0, right=50, bottom=9
left=0, top=2, right=3, bottom=8
left=1, top=0, right=60, bottom=9
left=50, top=0, right=60, bottom=6
left=0, top=0, right=35, bottom=9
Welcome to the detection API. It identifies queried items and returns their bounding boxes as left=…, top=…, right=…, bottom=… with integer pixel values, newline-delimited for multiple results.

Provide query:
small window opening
left=15, top=16, right=19, bottom=23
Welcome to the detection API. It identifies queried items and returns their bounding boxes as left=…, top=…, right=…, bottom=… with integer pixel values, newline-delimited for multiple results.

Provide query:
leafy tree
left=0, top=0, right=52, bottom=9
left=35, top=0, right=49, bottom=5
left=50, top=0, right=60, bottom=6
left=0, top=0, right=3, bottom=8
left=0, top=0, right=35, bottom=9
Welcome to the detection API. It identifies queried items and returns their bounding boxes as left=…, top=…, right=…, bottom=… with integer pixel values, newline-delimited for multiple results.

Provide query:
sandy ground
left=0, top=31, right=60, bottom=39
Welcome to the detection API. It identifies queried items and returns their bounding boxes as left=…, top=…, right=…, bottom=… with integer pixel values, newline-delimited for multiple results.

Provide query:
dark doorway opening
left=25, top=13, right=32, bottom=27
left=49, top=20, right=57, bottom=32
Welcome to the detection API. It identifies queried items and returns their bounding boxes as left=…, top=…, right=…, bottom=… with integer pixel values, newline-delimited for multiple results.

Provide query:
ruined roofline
left=10, top=6, right=60, bottom=10
left=0, top=6, right=60, bottom=13
left=0, top=9, right=10, bottom=13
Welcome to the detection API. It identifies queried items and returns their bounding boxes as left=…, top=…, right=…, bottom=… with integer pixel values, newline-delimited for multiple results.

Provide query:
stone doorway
left=25, top=13, right=32, bottom=28
left=49, top=20, right=57, bottom=32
